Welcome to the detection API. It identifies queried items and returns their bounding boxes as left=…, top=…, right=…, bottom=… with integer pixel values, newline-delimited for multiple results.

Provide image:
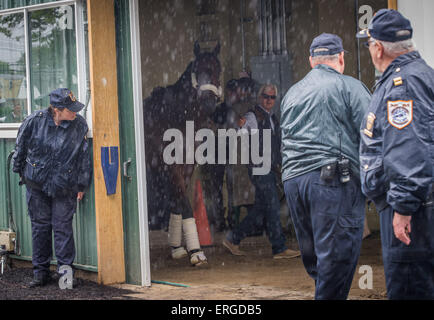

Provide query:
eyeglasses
left=364, top=39, right=376, bottom=48
left=262, top=93, right=276, bottom=100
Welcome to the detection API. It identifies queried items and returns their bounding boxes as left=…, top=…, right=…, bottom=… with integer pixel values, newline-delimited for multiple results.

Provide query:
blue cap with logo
left=49, top=88, right=84, bottom=112
left=310, top=33, right=347, bottom=57
left=356, top=9, right=412, bottom=42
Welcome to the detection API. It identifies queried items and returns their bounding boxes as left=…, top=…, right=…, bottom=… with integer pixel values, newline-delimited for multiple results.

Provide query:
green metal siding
left=115, top=0, right=142, bottom=285
left=72, top=142, right=97, bottom=271
left=0, top=139, right=33, bottom=257
left=0, top=138, right=98, bottom=272
left=0, top=142, right=10, bottom=230
left=0, top=139, right=31, bottom=250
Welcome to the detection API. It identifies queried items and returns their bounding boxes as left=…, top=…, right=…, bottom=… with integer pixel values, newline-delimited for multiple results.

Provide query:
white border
left=130, top=0, right=151, bottom=287
left=24, top=8, right=31, bottom=118
left=75, top=0, right=92, bottom=137
left=0, top=0, right=76, bottom=15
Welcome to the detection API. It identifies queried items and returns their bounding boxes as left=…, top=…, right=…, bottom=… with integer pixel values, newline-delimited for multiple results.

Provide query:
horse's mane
left=174, top=61, right=193, bottom=89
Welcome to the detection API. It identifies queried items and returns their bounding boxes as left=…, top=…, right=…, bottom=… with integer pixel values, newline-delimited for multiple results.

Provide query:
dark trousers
left=26, top=187, right=77, bottom=277
left=229, top=171, right=287, bottom=255
left=379, top=204, right=434, bottom=300
left=283, top=170, right=365, bottom=300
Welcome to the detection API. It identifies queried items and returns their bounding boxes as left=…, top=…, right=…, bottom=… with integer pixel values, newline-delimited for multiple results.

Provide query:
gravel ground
left=0, top=232, right=387, bottom=301
left=0, top=267, right=138, bottom=300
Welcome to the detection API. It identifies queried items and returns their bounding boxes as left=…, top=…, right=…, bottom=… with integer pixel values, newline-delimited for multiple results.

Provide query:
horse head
left=190, top=41, right=222, bottom=117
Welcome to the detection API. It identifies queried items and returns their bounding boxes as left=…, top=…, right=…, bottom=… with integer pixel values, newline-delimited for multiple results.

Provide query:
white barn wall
left=398, top=0, right=434, bottom=68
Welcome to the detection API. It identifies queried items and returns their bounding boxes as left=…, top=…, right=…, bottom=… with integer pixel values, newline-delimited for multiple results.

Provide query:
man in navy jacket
left=357, top=9, right=434, bottom=299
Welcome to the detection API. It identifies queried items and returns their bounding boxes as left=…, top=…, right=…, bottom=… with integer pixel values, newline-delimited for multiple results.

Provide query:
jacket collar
left=47, top=109, right=72, bottom=129
left=374, top=51, right=421, bottom=90
left=314, top=64, right=341, bottom=75
left=256, top=104, right=272, bottom=115
left=388, top=50, right=420, bottom=68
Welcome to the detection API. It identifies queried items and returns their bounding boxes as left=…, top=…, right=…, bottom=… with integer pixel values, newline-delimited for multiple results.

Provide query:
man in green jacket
left=280, top=33, right=371, bottom=299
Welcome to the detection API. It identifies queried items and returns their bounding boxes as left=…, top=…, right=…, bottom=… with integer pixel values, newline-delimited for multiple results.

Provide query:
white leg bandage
left=168, top=214, right=187, bottom=259
left=182, top=218, right=201, bottom=252
left=168, top=213, right=183, bottom=247
left=171, top=246, right=188, bottom=259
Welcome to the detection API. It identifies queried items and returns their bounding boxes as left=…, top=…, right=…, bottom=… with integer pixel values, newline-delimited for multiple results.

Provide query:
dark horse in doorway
left=143, top=42, right=222, bottom=265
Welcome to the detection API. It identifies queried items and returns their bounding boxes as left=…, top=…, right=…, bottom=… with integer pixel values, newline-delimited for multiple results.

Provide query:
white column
left=398, top=0, right=434, bottom=68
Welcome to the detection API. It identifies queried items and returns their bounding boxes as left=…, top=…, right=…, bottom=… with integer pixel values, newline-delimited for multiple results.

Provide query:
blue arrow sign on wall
left=101, top=146, right=119, bottom=195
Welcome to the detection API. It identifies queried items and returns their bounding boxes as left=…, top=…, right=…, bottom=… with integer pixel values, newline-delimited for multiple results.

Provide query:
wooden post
left=388, top=0, right=398, bottom=10
left=87, top=0, right=126, bottom=285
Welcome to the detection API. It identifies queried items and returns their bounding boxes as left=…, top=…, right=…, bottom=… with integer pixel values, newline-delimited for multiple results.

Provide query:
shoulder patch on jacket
left=387, top=100, right=413, bottom=129
left=363, top=112, right=376, bottom=137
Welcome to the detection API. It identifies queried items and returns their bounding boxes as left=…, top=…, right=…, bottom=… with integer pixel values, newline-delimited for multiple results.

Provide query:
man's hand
left=238, top=116, right=246, bottom=128
left=77, top=192, right=85, bottom=201
left=393, top=212, right=411, bottom=245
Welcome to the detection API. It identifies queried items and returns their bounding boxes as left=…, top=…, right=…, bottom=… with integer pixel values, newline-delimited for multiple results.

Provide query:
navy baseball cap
left=310, top=33, right=347, bottom=57
left=49, top=88, right=84, bottom=112
left=356, top=9, right=412, bottom=42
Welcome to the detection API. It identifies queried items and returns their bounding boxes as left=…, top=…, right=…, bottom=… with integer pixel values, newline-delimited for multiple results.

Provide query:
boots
left=29, top=273, right=51, bottom=288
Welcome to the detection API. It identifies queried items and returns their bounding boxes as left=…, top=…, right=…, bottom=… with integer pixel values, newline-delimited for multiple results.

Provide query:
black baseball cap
left=356, top=9, right=413, bottom=42
left=310, top=33, right=347, bottom=57
left=49, top=88, right=84, bottom=112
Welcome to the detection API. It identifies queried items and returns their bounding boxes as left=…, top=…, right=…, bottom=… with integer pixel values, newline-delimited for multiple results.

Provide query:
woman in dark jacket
left=12, top=88, right=92, bottom=288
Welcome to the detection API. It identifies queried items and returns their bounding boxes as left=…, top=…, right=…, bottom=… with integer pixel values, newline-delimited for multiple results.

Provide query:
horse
left=143, top=42, right=222, bottom=266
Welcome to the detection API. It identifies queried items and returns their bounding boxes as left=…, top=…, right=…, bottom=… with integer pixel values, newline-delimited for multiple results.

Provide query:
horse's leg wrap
left=182, top=217, right=201, bottom=251
left=182, top=218, right=207, bottom=265
left=168, top=213, right=187, bottom=259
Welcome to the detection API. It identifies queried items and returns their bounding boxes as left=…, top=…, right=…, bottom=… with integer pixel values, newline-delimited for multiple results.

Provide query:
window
left=0, top=0, right=88, bottom=136
left=258, top=0, right=290, bottom=56
left=30, top=6, right=78, bottom=111
left=0, top=12, right=26, bottom=124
